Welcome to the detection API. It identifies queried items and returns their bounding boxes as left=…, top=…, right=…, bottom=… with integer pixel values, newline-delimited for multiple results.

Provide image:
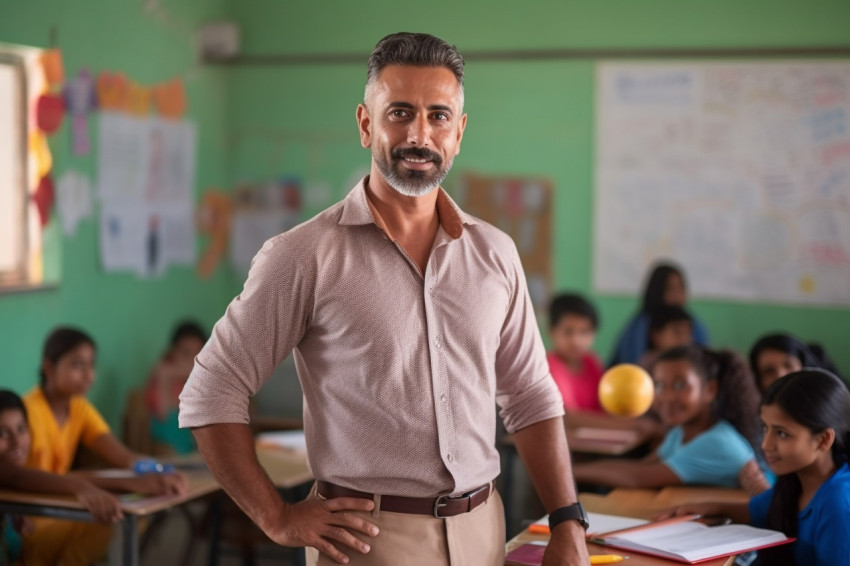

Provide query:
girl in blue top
left=661, top=369, right=850, bottom=566
left=574, top=345, right=770, bottom=495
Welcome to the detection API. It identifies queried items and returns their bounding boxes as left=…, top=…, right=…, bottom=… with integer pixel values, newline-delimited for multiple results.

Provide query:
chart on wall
left=594, top=62, right=850, bottom=305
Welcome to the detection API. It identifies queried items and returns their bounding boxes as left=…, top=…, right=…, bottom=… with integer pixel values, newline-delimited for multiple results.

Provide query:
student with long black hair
left=609, top=261, right=710, bottom=366
left=660, top=369, right=850, bottom=566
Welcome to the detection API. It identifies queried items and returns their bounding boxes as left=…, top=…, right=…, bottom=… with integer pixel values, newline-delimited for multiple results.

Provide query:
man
left=179, top=32, right=590, bottom=566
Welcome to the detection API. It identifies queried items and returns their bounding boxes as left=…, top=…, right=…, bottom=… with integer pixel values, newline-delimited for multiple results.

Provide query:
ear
left=454, top=112, right=468, bottom=156
left=816, top=428, right=836, bottom=454
left=41, top=358, right=55, bottom=381
left=356, top=104, right=372, bottom=149
left=703, top=378, right=719, bottom=403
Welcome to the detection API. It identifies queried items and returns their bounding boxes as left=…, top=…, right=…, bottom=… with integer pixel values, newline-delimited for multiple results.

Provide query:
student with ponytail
left=660, top=369, right=850, bottom=566
left=574, top=345, right=769, bottom=494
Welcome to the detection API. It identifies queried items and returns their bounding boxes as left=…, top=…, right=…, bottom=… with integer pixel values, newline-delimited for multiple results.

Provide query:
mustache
left=392, top=147, right=443, bottom=165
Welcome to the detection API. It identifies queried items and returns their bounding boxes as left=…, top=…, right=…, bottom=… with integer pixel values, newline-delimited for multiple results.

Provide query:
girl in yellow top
left=22, top=327, right=187, bottom=566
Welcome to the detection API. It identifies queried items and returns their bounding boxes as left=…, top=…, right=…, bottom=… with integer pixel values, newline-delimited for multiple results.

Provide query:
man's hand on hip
left=543, top=520, right=590, bottom=566
left=268, top=496, right=380, bottom=564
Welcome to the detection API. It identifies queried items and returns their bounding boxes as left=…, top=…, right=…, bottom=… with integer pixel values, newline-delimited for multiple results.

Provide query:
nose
left=407, top=114, right=431, bottom=147
left=761, top=431, right=774, bottom=452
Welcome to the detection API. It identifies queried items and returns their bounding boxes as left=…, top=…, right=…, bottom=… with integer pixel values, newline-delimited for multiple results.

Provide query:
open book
left=590, top=518, right=792, bottom=563
left=506, top=513, right=792, bottom=565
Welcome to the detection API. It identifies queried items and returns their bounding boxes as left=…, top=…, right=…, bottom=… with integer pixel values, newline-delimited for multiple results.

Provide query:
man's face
left=357, top=65, right=467, bottom=197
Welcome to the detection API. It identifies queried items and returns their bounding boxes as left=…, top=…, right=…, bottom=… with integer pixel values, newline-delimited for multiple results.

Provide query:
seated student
left=546, top=293, right=605, bottom=413
left=1, top=389, right=124, bottom=565
left=144, top=320, right=206, bottom=454
left=573, top=345, right=770, bottom=495
left=638, top=305, right=694, bottom=370
left=23, top=327, right=186, bottom=566
left=609, top=261, right=709, bottom=366
left=659, top=369, right=850, bottom=566
left=749, top=332, right=844, bottom=394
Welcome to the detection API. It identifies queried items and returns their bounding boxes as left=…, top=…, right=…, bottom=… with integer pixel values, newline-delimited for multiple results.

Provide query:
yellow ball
left=598, top=364, right=655, bottom=418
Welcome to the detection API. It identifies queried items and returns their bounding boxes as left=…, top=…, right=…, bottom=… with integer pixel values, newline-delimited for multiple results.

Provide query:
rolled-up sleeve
left=495, top=244, right=564, bottom=433
left=179, top=233, right=313, bottom=428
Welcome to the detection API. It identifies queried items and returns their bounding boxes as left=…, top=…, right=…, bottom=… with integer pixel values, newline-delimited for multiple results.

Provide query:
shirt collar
left=339, top=175, right=477, bottom=239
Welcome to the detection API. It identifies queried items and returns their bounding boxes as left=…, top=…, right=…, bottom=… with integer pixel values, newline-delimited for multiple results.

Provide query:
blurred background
left=1, top=0, right=849, bottom=432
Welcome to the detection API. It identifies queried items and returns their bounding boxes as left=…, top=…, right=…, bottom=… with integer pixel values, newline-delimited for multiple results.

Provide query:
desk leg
left=122, top=514, right=139, bottom=566
left=502, top=444, right=516, bottom=537
left=208, top=494, right=223, bottom=566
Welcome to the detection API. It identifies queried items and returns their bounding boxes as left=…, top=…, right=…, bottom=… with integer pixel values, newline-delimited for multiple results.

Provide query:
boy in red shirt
left=546, top=293, right=605, bottom=412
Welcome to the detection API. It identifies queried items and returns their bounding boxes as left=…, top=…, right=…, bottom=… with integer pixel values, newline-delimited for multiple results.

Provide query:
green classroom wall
left=2, top=1, right=850, bottom=430
left=0, top=0, right=233, bottom=427
left=225, top=0, right=850, bottom=375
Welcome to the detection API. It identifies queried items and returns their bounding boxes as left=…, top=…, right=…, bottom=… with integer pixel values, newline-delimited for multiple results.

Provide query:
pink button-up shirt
left=179, top=178, right=563, bottom=497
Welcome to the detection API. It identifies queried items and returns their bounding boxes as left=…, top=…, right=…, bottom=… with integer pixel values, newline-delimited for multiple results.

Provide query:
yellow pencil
left=590, top=555, right=627, bottom=564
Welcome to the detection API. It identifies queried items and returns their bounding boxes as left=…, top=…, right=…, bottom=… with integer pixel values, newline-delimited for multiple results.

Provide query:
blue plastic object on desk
left=133, top=459, right=175, bottom=474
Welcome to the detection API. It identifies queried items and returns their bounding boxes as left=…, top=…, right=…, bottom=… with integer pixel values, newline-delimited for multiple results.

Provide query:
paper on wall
left=56, top=169, right=92, bottom=236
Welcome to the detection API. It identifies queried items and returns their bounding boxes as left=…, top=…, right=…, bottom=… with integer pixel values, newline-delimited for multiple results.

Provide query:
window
left=0, top=45, right=45, bottom=291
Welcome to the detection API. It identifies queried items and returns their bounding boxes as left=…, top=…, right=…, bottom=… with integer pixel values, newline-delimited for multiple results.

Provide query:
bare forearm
left=512, top=416, right=577, bottom=511
left=192, top=423, right=287, bottom=535
left=572, top=459, right=681, bottom=489
left=1, top=465, right=92, bottom=495
left=513, top=417, right=589, bottom=564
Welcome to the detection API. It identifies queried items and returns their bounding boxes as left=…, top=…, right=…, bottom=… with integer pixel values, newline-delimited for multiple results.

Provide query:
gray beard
left=374, top=153, right=453, bottom=197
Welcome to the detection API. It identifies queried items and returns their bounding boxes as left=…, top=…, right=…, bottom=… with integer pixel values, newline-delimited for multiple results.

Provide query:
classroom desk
left=500, top=415, right=654, bottom=535
left=0, top=445, right=313, bottom=566
left=505, top=488, right=749, bottom=566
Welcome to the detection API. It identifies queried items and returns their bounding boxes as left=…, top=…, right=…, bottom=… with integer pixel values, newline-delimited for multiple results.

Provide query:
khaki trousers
left=306, top=485, right=506, bottom=566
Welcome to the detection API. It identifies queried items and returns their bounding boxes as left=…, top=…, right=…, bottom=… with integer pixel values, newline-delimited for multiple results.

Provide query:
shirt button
left=435, top=337, right=442, bottom=349
left=441, top=394, right=447, bottom=403
left=447, top=453, right=453, bottom=462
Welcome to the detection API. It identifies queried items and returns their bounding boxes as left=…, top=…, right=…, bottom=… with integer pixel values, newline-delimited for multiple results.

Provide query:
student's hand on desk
left=75, top=483, right=124, bottom=523
left=544, top=520, right=591, bottom=566
left=130, top=471, right=188, bottom=496
left=269, top=496, right=379, bottom=564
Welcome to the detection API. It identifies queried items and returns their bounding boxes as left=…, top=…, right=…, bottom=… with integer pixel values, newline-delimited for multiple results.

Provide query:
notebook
left=590, top=519, right=792, bottom=563
left=507, top=514, right=793, bottom=565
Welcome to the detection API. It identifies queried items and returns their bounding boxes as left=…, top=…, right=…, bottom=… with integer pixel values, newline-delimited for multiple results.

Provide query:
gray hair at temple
left=364, top=32, right=465, bottom=110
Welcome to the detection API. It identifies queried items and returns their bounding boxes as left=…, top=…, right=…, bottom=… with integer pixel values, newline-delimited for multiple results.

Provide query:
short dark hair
left=548, top=293, right=599, bottom=330
left=170, top=320, right=207, bottom=347
left=39, top=327, right=96, bottom=387
left=365, top=32, right=465, bottom=102
left=0, top=389, right=27, bottom=422
left=648, top=305, right=692, bottom=332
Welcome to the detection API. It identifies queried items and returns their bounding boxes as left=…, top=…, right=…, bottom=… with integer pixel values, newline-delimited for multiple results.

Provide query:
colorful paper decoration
left=30, top=132, right=53, bottom=179
left=33, top=175, right=55, bottom=227
left=36, top=93, right=66, bottom=134
left=96, top=71, right=130, bottom=110
left=65, top=69, right=97, bottom=155
left=152, top=78, right=187, bottom=119
left=196, top=191, right=232, bottom=278
left=40, top=49, right=64, bottom=87
left=125, top=81, right=151, bottom=115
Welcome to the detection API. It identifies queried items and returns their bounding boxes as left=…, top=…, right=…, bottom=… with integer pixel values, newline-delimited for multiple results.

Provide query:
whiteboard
left=594, top=62, right=850, bottom=305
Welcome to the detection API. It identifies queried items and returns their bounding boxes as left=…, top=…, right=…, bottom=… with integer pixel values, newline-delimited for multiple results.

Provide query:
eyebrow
left=387, top=101, right=453, bottom=112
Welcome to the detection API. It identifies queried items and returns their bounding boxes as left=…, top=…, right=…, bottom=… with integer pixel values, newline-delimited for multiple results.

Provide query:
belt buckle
left=433, top=494, right=450, bottom=518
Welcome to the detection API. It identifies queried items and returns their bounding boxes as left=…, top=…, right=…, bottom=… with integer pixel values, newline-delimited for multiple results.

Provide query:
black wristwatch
left=549, top=502, right=589, bottom=531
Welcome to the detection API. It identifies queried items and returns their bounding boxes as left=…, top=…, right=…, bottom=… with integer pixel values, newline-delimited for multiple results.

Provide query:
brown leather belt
left=316, top=481, right=491, bottom=518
